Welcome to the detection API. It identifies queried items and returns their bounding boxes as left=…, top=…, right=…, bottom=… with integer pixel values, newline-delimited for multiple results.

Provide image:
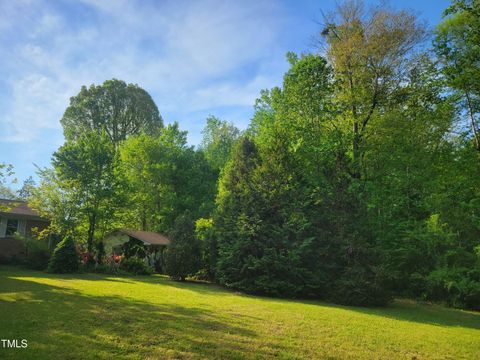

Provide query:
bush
left=166, top=214, right=201, bottom=281
left=123, top=238, right=147, bottom=258
left=78, top=250, right=94, bottom=269
left=90, top=264, right=112, bottom=274
left=195, top=217, right=217, bottom=281
left=87, top=255, right=123, bottom=274
left=407, top=272, right=428, bottom=298
left=120, top=256, right=153, bottom=275
left=24, top=238, right=50, bottom=270
left=331, top=265, right=392, bottom=307
left=94, top=241, right=106, bottom=265
left=424, top=268, right=480, bottom=310
left=47, top=236, right=80, bottom=273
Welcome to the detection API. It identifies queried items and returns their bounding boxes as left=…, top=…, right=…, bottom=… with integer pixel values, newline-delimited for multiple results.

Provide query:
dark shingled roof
left=0, top=199, right=46, bottom=220
left=113, top=229, right=170, bottom=245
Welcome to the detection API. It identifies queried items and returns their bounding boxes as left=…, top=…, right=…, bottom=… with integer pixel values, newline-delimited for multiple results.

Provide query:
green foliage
left=200, top=116, right=241, bottom=171
left=195, top=217, right=216, bottom=280
left=214, top=136, right=326, bottom=298
left=52, top=131, right=120, bottom=253
left=117, top=125, right=217, bottom=233
left=0, top=162, right=13, bottom=179
left=332, top=264, right=392, bottom=307
left=48, top=237, right=80, bottom=273
left=17, top=176, right=36, bottom=200
left=215, top=55, right=390, bottom=305
left=89, top=263, right=113, bottom=274
left=0, top=163, right=16, bottom=201
left=61, top=79, right=163, bottom=146
left=424, top=268, right=480, bottom=310
left=322, top=1, right=426, bottom=177
left=24, top=238, right=50, bottom=270
left=30, top=167, right=78, bottom=239
left=166, top=214, right=201, bottom=281
left=94, top=241, right=106, bottom=265
left=120, top=256, right=154, bottom=275
left=122, top=238, right=148, bottom=258
left=435, top=0, right=480, bottom=149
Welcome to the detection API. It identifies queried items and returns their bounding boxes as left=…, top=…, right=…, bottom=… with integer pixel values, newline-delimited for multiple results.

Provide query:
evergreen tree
left=166, top=214, right=201, bottom=281
left=48, top=237, right=80, bottom=273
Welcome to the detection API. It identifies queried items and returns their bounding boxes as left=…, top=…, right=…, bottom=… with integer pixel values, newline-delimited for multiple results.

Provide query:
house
left=0, top=199, right=50, bottom=260
left=104, top=229, right=170, bottom=271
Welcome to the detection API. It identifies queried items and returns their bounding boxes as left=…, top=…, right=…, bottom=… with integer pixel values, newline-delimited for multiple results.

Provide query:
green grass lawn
left=0, top=267, right=478, bottom=359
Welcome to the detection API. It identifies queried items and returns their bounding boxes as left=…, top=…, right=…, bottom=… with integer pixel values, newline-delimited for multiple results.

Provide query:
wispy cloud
left=0, top=0, right=316, bottom=185
left=1, top=0, right=291, bottom=144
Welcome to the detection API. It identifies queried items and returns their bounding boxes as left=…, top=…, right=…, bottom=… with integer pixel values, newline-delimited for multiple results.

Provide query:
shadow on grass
left=1, top=266, right=479, bottom=338
left=156, top=276, right=480, bottom=331
left=292, top=297, right=480, bottom=330
left=0, top=275, right=279, bottom=360
left=0, top=265, right=137, bottom=284
left=105, top=271, right=480, bottom=330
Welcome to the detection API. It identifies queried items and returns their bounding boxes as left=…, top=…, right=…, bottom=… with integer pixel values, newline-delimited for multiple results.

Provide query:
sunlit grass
left=0, top=267, right=478, bottom=359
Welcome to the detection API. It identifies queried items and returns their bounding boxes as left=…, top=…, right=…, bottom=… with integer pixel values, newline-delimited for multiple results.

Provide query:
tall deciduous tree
left=52, top=131, right=119, bottom=255
left=363, top=55, right=458, bottom=293
left=0, top=163, right=15, bottom=201
left=215, top=54, right=391, bottom=304
left=118, top=123, right=217, bottom=233
left=18, top=176, right=36, bottom=200
left=30, top=167, right=79, bottom=241
left=435, top=0, right=480, bottom=150
left=321, top=0, right=426, bottom=177
left=61, top=79, right=163, bottom=147
left=200, top=116, right=241, bottom=171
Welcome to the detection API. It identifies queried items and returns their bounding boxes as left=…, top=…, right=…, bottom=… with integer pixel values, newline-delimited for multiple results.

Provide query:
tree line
left=2, top=0, right=478, bottom=309
left=212, top=0, right=479, bottom=309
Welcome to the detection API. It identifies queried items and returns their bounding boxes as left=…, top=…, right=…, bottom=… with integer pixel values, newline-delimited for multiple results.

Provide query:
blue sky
left=0, top=0, right=451, bottom=186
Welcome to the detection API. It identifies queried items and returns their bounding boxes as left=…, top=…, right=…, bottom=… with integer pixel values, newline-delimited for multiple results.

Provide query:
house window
left=6, top=219, right=18, bottom=236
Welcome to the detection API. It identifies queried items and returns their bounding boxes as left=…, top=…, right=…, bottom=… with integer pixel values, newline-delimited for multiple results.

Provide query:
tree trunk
left=141, top=208, right=147, bottom=231
left=349, top=73, right=361, bottom=179
left=465, top=91, right=480, bottom=151
left=352, top=121, right=361, bottom=179
left=87, top=213, right=96, bottom=253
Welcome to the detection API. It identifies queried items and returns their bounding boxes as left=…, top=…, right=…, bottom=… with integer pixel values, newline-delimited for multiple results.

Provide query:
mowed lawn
left=0, top=267, right=479, bottom=360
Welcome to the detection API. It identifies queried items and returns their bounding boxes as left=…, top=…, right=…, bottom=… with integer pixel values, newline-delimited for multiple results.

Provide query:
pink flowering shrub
left=103, top=254, right=123, bottom=273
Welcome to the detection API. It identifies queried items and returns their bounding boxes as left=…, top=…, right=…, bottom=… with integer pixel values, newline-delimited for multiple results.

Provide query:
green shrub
left=120, top=256, right=153, bottom=275
left=123, top=238, right=147, bottom=258
left=191, top=268, right=210, bottom=281
left=47, top=237, right=80, bottom=273
left=195, top=217, right=217, bottom=281
left=408, top=272, right=428, bottom=298
left=461, top=279, right=480, bottom=311
left=424, top=268, right=480, bottom=310
left=94, top=241, right=106, bottom=265
left=24, top=238, right=50, bottom=270
left=89, top=263, right=112, bottom=274
left=331, top=265, right=392, bottom=307
left=166, top=214, right=201, bottom=281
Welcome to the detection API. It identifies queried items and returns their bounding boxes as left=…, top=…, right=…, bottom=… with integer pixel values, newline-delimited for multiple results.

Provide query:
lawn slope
left=0, top=267, right=479, bottom=359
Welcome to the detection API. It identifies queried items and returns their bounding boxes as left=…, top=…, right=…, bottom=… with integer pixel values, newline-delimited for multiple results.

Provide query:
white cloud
left=0, top=0, right=292, bottom=146
left=3, top=74, right=70, bottom=142
left=191, top=75, right=278, bottom=110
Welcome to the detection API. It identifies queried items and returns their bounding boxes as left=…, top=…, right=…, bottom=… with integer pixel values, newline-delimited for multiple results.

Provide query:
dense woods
left=212, top=0, right=480, bottom=309
left=3, top=0, right=479, bottom=309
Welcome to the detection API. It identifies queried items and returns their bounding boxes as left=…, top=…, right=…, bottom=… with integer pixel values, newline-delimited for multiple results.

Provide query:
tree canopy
left=200, top=116, right=241, bottom=171
left=60, top=79, right=163, bottom=147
